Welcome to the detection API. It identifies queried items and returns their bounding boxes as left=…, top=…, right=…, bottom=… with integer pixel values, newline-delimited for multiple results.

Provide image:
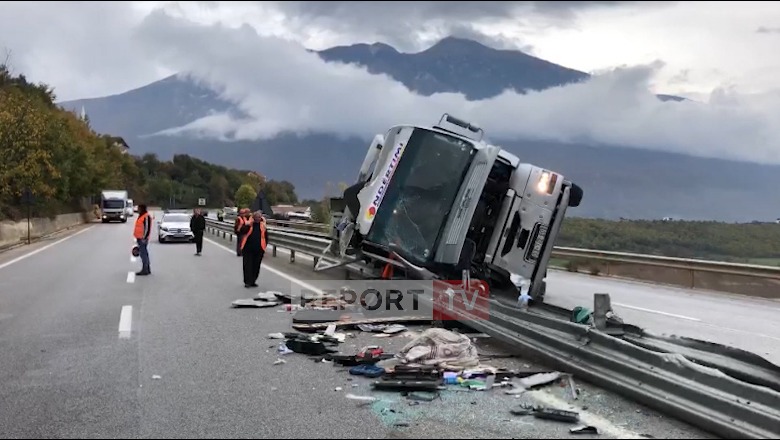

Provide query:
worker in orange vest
left=233, top=208, right=251, bottom=257
left=133, top=204, right=152, bottom=276
left=239, top=211, right=269, bottom=288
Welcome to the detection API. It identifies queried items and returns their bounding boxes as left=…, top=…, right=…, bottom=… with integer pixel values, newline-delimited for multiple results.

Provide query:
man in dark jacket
left=190, top=208, right=207, bottom=256
left=239, top=211, right=270, bottom=288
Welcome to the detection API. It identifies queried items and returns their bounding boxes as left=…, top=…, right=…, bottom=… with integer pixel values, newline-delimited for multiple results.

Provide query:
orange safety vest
left=235, top=216, right=246, bottom=233
left=134, top=212, right=150, bottom=239
left=240, top=219, right=267, bottom=252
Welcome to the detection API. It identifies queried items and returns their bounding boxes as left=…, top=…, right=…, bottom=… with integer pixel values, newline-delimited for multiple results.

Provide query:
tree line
left=0, top=63, right=299, bottom=221
left=558, top=217, right=780, bottom=262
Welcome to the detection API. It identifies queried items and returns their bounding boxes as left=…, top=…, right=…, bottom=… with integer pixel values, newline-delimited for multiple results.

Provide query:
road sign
left=21, top=187, right=35, bottom=205
left=198, top=198, right=206, bottom=206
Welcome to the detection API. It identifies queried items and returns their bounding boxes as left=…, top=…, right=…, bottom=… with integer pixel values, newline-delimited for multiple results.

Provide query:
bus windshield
left=367, top=128, right=475, bottom=265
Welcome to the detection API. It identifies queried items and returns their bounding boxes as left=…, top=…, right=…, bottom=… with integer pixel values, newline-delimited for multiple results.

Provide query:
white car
left=157, top=212, right=194, bottom=243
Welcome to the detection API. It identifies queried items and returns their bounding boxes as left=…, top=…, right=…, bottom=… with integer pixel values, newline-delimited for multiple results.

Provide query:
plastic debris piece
left=407, top=392, right=439, bottom=402
left=567, top=375, right=579, bottom=400
left=533, top=408, right=580, bottom=424
left=255, top=291, right=279, bottom=301
left=518, top=372, right=562, bottom=390
left=335, top=387, right=343, bottom=392
left=152, top=375, right=162, bottom=380
left=273, top=359, right=286, bottom=366
left=571, top=426, right=599, bottom=435
left=345, top=393, right=378, bottom=403
left=277, top=343, right=294, bottom=355
left=383, top=324, right=407, bottom=334
left=232, top=299, right=282, bottom=308
left=268, top=333, right=286, bottom=339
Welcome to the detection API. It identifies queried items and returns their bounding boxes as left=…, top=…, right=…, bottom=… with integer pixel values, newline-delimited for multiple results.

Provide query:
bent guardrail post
left=593, top=293, right=611, bottom=331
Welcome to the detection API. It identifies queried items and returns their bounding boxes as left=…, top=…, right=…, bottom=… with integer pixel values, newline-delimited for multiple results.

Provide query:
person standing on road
left=233, top=208, right=251, bottom=257
left=134, top=204, right=152, bottom=276
left=239, top=211, right=269, bottom=288
left=190, top=208, right=207, bottom=256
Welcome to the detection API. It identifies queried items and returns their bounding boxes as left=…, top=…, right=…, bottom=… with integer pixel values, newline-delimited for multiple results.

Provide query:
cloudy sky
left=2, top=1, right=780, bottom=163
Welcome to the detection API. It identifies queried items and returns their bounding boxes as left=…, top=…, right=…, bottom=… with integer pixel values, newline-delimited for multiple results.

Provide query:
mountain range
left=60, top=37, right=780, bottom=222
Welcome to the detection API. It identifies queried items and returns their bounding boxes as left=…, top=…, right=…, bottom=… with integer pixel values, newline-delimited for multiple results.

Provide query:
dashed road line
left=118, top=306, right=133, bottom=339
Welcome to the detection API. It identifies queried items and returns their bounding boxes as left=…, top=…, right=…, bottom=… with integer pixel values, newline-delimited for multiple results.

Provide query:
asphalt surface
left=544, top=272, right=780, bottom=365
left=0, top=217, right=712, bottom=438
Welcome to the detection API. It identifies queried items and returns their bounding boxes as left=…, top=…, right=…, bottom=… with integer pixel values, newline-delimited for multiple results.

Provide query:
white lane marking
left=527, top=390, right=643, bottom=439
left=204, top=237, right=322, bottom=294
left=118, top=306, right=133, bottom=339
left=127, top=272, right=136, bottom=283
left=696, top=321, right=780, bottom=343
left=0, top=226, right=95, bottom=271
left=613, top=302, right=701, bottom=322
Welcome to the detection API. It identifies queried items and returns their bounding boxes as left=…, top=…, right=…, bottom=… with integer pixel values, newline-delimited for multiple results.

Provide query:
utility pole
left=22, top=187, right=34, bottom=245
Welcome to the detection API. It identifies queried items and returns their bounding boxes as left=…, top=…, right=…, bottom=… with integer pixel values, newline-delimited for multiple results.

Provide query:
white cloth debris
left=378, top=328, right=480, bottom=369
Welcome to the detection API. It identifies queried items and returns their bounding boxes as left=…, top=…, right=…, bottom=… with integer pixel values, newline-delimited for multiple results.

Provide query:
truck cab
left=317, top=114, right=583, bottom=303
left=101, top=190, right=129, bottom=223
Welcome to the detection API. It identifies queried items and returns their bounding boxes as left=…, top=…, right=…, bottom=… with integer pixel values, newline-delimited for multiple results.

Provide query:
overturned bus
left=317, top=114, right=583, bottom=304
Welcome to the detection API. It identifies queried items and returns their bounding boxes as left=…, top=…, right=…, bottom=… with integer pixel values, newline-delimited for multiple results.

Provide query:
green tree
left=209, top=175, right=229, bottom=207
left=234, top=184, right=257, bottom=209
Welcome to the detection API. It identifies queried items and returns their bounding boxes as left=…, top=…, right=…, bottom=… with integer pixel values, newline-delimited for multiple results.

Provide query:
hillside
left=58, top=37, right=780, bottom=222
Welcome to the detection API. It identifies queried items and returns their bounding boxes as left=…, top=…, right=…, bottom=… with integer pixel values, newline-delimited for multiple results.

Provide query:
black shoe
left=137, top=271, right=150, bottom=276
left=244, top=284, right=253, bottom=288
left=250, top=283, right=259, bottom=287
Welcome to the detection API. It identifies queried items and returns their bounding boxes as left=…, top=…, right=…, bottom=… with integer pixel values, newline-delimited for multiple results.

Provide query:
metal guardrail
left=554, top=247, right=780, bottom=280
left=212, top=218, right=780, bottom=285
left=461, top=300, right=780, bottom=439
left=205, top=217, right=780, bottom=438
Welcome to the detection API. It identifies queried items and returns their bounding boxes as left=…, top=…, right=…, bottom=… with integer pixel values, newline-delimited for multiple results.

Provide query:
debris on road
left=376, top=328, right=480, bottom=370
left=152, top=375, right=162, bottom=380
left=273, top=358, right=286, bottom=366
left=533, top=407, right=581, bottom=424
left=567, top=374, right=580, bottom=400
left=512, top=404, right=581, bottom=424
left=571, top=426, right=600, bottom=435
left=345, top=393, right=378, bottom=404
left=231, top=298, right=282, bottom=308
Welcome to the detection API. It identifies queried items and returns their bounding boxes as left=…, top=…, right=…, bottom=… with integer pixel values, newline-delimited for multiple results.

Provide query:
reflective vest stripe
left=240, top=221, right=267, bottom=252
left=134, top=213, right=149, bottom=239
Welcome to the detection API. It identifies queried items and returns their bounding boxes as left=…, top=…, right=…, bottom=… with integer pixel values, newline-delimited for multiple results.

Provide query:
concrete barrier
left=0, top=212, right=89, bottom=249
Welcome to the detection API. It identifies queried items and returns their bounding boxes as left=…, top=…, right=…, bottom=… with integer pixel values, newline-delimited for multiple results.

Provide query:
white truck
left=316, top=114, right=583, bottom=304
left=100, top=190, right=129, bottom=223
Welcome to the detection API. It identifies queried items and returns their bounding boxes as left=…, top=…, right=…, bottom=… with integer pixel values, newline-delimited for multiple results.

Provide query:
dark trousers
left=194, top=232, right=204, bottom=253
left=137, top=238, right=150, bottom=273
left=242, top=250, right=264, bottom=286
left=236, top=234, right=243, bottom=256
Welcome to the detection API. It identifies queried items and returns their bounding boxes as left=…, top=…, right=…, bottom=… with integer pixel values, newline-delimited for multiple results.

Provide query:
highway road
left=0, top=217, right=712, bottom=439
left=545, top=271, right=780, bottom=365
